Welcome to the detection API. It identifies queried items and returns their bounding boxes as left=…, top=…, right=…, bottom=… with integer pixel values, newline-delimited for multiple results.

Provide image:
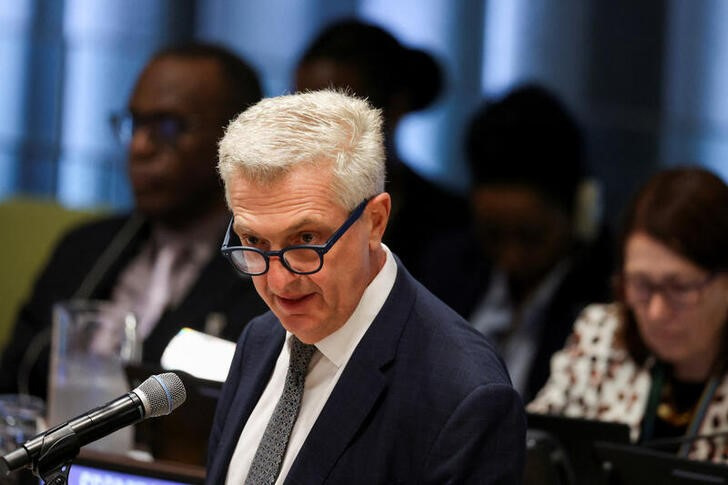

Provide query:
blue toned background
left=1, top=0, right=727, bottom=226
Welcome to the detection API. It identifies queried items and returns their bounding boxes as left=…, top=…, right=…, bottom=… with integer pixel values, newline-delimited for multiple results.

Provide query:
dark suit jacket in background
left=207, top=259, right=526, bottom=484
left=0, top=213, right=268, bottom=399
left=418, top=227, right=615, bottom=402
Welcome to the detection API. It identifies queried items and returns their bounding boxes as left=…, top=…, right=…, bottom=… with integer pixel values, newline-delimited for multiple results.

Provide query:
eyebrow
left=623, top=270, right=705, bottom=281
left=233, top=216, right=332, bottom=241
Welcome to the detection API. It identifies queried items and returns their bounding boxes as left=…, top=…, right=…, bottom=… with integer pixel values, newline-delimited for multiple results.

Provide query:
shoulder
left=54, top=213, right=137, bottom=250
left=566, top=303, right=624, bottom=356
left=402, top=268, right=514, bottom=388
left=34, top=213, right=140, bottom=283
left=540, top=303, right=626, bottom=376
left=396, top=286, right=526, bottom=477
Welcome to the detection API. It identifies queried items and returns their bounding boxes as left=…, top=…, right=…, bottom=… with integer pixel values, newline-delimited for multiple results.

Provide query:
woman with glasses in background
left=528, top=166, right=728, bottom=462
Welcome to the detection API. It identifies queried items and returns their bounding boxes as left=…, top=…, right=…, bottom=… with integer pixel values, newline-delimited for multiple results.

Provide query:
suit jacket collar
left=285, top=258, right=417, bottom=483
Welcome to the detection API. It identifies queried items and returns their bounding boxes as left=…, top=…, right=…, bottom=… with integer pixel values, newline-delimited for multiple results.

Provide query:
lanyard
left=639, top=362, right=664, bottom=443
left=639, top=362, right=720, bottom=456
left=678, top=375, right=720, bottom=457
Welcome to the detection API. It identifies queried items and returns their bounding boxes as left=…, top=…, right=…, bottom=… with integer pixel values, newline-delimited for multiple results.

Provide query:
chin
left=135, top=199, right=167, bottom=218
left=276, top=313, right=317, bottom=335
left=650, top=342, right=687, bottom=365
left=279, top=313, right=341, bottom=344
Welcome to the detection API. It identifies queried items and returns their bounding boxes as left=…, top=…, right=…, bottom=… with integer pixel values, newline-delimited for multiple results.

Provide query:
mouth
left=273, top=293, right=315, bottom=314
left=130, top=171, right=161, bottom=192
left=649, top=326, right=684, bottom=345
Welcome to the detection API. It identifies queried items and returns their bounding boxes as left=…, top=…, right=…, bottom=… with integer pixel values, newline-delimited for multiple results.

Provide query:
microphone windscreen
left=134, top=373, right=186, bottom=418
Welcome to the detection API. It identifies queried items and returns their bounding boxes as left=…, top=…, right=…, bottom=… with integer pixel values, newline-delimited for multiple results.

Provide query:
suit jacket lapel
left=210, top=317, right=285, bottom=482
left=286, top=261, right=417, bottom=483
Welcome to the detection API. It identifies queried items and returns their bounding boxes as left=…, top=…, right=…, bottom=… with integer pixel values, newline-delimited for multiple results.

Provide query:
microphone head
left=134, top=372, right=186, bottom=418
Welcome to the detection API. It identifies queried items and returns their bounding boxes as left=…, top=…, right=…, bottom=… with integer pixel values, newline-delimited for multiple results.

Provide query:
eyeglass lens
left=232, top=248, right=322, bottom=275
left=111, top=112, right=186, bottom=145
left=624, top=275, right=711, bottom=307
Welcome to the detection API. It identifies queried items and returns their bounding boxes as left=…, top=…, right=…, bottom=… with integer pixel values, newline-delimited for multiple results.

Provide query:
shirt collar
left=292, top=244, right=397, bottom=369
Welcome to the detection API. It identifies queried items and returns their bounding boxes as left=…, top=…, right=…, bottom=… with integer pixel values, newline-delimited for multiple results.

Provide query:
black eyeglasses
left=109, top=111, right=195, bottom=146
left=221, top=199, right=370, bottom=276
left=623, top=272, right=716, bottom=309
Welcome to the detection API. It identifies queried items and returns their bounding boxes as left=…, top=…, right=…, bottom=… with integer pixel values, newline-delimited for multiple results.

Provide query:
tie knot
left=289, top=336, right=316, bottom=375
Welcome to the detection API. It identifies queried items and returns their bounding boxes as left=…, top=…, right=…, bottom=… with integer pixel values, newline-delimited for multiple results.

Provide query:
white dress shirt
left=225, top=245, right=398, bottom=484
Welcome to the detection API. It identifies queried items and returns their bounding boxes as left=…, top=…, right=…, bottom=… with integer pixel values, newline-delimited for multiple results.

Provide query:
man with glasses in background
left=206, top=89, right=525, bottom=484
left=0, top=43, right=268, bottom=402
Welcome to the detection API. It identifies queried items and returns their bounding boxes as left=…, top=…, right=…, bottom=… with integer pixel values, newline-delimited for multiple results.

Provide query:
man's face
left=227, top=165, right=389, bottom=343
left=471, top=185, right=572, bottom=295
left=126, top=56, right=229, bottom=227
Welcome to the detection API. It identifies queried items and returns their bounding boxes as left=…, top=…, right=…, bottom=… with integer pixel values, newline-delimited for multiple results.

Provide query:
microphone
left=0, top=372, right=186, bottom=476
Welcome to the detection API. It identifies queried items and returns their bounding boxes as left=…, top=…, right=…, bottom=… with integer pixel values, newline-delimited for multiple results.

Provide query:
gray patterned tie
left=245, top=336, right=316, bottom=485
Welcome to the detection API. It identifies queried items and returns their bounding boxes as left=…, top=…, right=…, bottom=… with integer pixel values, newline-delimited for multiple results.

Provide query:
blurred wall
left=0, top=0, right=726, bottom=229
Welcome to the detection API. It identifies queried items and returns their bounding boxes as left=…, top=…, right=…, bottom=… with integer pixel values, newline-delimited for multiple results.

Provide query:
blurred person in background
left=294, top=18, right=469, bottom=279
left=421, top=85, right=615, bottom=401
left=0, top=43, right=268, bottom=400
left=529, top=166, right=728, bottom=462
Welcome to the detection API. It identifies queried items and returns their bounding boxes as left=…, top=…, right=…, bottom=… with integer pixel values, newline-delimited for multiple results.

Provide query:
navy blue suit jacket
left=207, top=260, right=526, bottom=484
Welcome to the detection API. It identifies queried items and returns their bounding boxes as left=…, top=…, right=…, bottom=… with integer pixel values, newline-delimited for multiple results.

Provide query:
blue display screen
left=66, top=464, right=195, bottom=485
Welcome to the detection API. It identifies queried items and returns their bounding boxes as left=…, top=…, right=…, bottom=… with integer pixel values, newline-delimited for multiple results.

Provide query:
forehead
left=472, top=185, right=558, bottom=220
left=228, top=165, right=345, bottom=231
left=130, top=57, right=227, bottom=116
left=625, top=232, right=704, bottom=276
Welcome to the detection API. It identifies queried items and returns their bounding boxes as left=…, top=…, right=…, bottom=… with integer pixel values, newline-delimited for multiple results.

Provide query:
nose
left=129, top=126, right=157, bottom=158
left=265, top=256, right=299, bottom=292
left=645, top=291, right=673, bottom=320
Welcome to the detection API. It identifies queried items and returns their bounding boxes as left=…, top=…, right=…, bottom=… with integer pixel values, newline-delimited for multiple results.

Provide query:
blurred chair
left=0, top=196, right=104, bottom=348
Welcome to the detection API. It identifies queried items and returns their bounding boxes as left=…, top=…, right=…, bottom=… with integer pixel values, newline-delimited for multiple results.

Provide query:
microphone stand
left=33, top=424, right=81, bottom=485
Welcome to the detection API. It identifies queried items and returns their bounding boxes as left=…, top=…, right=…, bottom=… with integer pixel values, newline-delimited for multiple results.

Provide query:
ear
left=366, top=192, right=391, bottom=250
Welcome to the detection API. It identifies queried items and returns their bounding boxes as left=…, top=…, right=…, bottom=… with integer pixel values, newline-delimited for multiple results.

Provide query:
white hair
left=218, top=89, right=385, bottom=210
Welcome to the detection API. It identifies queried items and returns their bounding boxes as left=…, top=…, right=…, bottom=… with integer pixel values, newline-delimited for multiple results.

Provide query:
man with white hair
left=206, top=89, right=525, bottom=484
